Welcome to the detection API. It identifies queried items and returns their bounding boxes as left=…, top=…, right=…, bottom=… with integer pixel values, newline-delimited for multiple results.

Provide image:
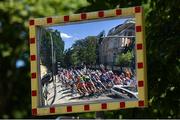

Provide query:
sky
left=16, top=59, right=25, bottom=68
left=49, top=18, right=129, bottom=50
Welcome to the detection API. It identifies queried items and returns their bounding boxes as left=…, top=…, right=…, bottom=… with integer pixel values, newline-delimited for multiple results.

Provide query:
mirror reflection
left=38, top=17, right=137, bottom=106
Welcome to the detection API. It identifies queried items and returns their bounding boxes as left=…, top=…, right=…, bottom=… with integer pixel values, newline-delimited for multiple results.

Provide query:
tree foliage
left=77, top=0, right=180, bottom=119
left=144, top=0, right=180, bottom=118
left=0, top=0, right=179, bottom=119
left=40, top=28, right=64, bottom=71
left=116, top=51, right=133, bottom=67
left=64, top=36, right=97, bottom=67
left=0, top=0, right=88, bottom=118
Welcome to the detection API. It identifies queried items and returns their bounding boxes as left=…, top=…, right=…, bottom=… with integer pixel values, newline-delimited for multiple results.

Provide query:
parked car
left=111, top=85, right=138, bottom=99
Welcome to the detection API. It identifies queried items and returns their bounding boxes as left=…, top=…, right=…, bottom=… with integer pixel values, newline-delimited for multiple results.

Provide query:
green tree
left=143, top=0, right=180, bottom=118
left=68, top=36, right=97, bottom=66
left=70, top=39, right=85, bottom=66
left=71, top=51, right=79, bottom=66
left=116, top=51, right=133, bottom=67
left=40, top=28, right=52, bottom=71
left=51, top=30, right=64, bottom=63
left=0, top=0, right=179, bottom=119
left=63, top=48, right=73, bottom=67
left=77, top=0, right=180, bottom=119
left=0, top=0, right=88, bottom=118
left=40, top=28, right=64, bottom=72
left=83, top=36, right=97, bottom=65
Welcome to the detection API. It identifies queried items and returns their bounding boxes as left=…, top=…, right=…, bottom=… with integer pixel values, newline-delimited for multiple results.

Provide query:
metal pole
left=101, top=36, right=135, bottom=38
left=50, top=32, right=56, bottom=105
left=38, top=27, right=44, bottom=106
left=54, top=51, right=56, bottom=82
left=50, top=33, right=54, bottom=81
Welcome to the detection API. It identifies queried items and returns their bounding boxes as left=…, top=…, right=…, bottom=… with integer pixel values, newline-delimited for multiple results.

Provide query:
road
left=44, top=75, right=137, bottom=106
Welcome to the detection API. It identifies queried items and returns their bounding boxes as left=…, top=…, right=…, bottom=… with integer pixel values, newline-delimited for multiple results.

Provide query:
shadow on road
left=61, top=90, right=71, bottom=95
left=58, top=88, right=69, bottom=93
left=58, top=94, right=72, bottom=100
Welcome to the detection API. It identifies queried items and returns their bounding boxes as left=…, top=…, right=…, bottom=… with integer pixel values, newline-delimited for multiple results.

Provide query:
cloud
left=60, top=32, right=72, bottom=39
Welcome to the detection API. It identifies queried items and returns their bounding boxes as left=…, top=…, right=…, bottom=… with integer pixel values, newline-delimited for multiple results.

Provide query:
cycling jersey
left=79, top=76, right=84, bottom=83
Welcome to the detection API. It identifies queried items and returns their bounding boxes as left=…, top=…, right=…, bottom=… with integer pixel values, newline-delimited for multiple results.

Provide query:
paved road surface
left=44, top=75, right=137, bottom=106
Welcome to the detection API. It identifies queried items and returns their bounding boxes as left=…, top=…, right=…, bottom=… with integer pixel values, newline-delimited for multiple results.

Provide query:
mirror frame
left=29, top=6, right=147, bottom=116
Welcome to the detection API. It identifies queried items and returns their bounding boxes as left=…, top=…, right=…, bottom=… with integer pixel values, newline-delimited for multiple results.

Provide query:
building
left=99, top=19, right=135, bottom=66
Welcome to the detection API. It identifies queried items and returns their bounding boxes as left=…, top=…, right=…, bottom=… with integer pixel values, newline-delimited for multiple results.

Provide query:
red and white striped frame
left=29, top=6, right=147, bottom=116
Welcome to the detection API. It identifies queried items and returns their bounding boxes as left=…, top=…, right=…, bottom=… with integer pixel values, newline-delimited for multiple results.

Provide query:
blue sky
left=50, top=18, right=128, bottom=50
left=16, top=59, right=25, bottom=68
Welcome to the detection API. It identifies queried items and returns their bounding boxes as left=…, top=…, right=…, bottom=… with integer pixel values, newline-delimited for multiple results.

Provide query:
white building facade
left=99, top=19, right=135, bottom=65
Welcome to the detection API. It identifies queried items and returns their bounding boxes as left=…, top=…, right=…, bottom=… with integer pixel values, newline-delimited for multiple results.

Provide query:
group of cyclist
left=57, top=65, right=137, bottom=97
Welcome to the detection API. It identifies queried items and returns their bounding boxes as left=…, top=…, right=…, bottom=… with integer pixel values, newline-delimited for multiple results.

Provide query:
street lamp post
left=50, top=33, right=54, bottom=82
left=50, top=32, right=56, bottom=105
